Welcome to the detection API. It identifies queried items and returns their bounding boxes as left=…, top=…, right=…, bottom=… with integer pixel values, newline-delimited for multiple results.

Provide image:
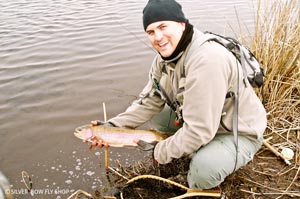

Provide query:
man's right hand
left=84, top=120, right=114, bottom=149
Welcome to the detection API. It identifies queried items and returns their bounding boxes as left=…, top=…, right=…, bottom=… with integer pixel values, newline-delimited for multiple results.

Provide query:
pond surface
left=0, top=0, right=257, bottom=198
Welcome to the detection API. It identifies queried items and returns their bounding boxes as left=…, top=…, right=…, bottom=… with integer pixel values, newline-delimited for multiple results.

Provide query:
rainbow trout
left=74, top=124, right=168, bottom=148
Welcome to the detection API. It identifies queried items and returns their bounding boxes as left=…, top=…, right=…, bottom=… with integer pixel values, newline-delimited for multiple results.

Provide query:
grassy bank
left=250, top=1, right=300, bottom=177
left=234, top=0, right=300, bottom=198
left=252, top=0, right=300, bottom=139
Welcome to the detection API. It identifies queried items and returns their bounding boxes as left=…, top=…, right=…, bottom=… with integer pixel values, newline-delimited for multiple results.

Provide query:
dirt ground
left=115, top=142, right=298, bottom=199
left=75, top=135, right=299, bottom=199
left=109, top=150, right=299, bottom=199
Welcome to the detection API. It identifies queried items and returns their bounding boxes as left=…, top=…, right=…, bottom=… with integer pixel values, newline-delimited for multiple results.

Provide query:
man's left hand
left=135, top=140, right=158, bottom=151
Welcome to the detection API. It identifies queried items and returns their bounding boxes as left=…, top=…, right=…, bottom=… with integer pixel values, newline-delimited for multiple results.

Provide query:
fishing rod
left=113, top=17, right=156, bottom=53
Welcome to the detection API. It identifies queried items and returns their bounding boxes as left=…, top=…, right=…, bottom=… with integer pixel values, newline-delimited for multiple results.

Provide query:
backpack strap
left=240, top=47, right=250, bottom=87
left=153, top=78, right=184, bottom=124
left=229, top=90, right=239, bottom=172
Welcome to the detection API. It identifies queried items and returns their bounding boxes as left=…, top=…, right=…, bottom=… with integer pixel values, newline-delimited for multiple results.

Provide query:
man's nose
left=154, top=30, right=163, bottom=41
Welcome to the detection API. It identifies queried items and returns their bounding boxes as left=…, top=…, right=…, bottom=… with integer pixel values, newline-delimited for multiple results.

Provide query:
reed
left=250, top=0, right=300, bottom=142
left=236, top=1, right=300, bottom=197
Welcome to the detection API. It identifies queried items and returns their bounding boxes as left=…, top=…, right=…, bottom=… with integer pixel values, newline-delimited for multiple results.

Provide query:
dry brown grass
left=230, top=0, right=300, bottom=198
left=251, top=0, right=300, bottom=139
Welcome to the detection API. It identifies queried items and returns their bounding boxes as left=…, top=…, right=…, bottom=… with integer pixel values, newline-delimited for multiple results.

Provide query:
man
left=91, top=0, right=267, bottom=189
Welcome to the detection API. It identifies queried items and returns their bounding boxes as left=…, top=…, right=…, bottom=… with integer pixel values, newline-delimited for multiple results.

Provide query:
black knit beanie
left=143, top=0, right=187, bottom=31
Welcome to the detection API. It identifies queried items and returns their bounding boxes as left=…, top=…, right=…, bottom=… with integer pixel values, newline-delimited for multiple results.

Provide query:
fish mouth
left=74, top=131, right=84, bottom=140
left=74, top=125, right=90, bottom=140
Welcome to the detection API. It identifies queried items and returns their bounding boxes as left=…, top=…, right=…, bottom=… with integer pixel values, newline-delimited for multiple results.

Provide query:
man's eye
left=147, top=31, right=154, bottom=36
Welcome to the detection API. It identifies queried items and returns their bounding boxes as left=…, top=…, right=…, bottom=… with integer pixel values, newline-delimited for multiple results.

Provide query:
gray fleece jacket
left=109, top=29, right=267, bottom=164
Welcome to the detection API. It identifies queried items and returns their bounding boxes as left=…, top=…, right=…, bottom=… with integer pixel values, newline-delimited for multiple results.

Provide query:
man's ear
left=180, top=22, right=186, bottom=32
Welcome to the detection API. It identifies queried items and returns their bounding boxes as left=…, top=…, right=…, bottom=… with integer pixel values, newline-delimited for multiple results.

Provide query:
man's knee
left=187, top=151, right=229, bottom=189
left=186, top=135, right=262, bottom=189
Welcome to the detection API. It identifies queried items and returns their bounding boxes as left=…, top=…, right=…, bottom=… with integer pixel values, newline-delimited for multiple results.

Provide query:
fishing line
left=113, top=17, right=156, bottom=53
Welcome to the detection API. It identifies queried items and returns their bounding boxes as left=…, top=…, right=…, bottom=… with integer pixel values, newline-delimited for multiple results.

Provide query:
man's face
left=146, top=21, right=186, bottom=58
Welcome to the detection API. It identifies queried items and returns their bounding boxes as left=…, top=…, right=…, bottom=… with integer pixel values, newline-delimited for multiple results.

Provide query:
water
left=0, top=0, right=257, bottom=198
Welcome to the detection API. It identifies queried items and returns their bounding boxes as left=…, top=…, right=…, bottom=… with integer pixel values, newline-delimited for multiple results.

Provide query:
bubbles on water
left=31, top=146, right=138, bottom=198
left=86, top=171, right=95, bottom=176
left=47, top=149, right=102, bottom=187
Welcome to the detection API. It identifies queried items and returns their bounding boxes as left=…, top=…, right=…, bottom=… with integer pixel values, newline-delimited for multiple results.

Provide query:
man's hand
left=136, top=140, right=158, bottom=165
left=91, top=120, right=115, bottom=126
left=135, top=140, right=158, bottom=151
left=84, top=120, right=114, bottom=149
left=83, top=130, right=108, bottom=149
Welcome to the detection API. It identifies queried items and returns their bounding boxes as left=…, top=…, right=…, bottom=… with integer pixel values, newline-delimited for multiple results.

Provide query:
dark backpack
left=203, top=31, right=265, bottom=89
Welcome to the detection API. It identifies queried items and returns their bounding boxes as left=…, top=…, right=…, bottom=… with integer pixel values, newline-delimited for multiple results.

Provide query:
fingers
left=103, top=142, right=109, bottom=148
left=92, top=139, right=99, bottom=147
left=92, top=139, right=103, bottom=149
left=91, top=120, right=99, bottom=126
left=133, top=139, right=139, bottom=144
left=81, top=126, right=109, bottom=149
left=87, top=139, right=108, bottom=149
left=90, top=120, right=115, bottom=127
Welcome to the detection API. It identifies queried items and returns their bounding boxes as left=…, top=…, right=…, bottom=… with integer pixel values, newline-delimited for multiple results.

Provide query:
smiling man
left=146, top=21, right=186, bottom=58
left=91, top=0, right=267, bottom=190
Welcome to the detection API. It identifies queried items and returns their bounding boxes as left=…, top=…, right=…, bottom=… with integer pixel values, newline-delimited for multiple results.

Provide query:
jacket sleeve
left=108, top=57, right=165, bottom=128
left=154, top=42, right=234, bottom=164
